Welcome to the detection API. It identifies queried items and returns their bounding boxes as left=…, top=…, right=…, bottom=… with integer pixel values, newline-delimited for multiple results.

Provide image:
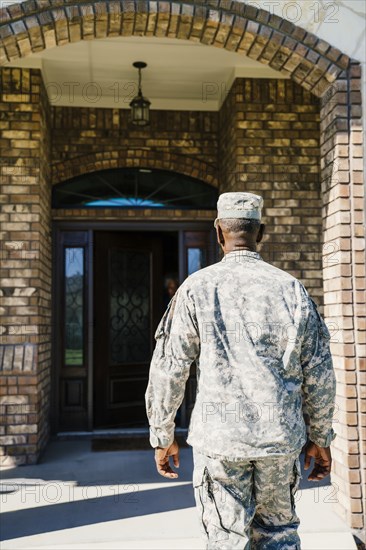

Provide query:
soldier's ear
left=216, top=223, right=225, bottom=246
left=256, top=223, right=265, bottom=243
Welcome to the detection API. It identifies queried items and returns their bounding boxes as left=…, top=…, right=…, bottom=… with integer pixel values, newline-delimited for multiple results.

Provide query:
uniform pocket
left=194, top=466, right=230, bottom=543
left=290, top=456, right=302, bottom=508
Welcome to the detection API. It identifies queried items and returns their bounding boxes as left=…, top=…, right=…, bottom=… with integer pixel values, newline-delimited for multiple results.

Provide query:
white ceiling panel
left=6, top=36, right=287, bottom=110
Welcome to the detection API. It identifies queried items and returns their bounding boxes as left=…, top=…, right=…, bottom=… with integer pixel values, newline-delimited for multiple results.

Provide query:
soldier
left=145, top=192, right=337, bottom=549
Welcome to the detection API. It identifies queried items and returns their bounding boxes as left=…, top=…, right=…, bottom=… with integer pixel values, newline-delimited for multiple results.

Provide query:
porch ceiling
left=5, top=36, right=287, bottom=111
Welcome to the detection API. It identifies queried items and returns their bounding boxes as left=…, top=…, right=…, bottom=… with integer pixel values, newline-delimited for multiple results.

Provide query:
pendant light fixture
left=129, top=61, right=151, bottom=126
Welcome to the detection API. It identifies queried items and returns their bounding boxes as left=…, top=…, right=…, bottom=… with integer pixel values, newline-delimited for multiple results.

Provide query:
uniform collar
left=221, top=249, right=263, bottom=262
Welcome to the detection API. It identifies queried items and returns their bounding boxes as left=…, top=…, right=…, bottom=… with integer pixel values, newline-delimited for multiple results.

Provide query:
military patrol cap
left=216, top=192, right=263, bottom=221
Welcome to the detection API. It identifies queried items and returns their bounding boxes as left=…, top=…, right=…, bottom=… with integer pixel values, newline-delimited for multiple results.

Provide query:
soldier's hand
left=155, top=439, right=180, bottom=479
left=304, top=441, right=332, bottom=481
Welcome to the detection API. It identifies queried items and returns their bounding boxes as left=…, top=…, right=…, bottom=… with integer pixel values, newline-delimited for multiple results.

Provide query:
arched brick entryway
left=0, top=0, right=348, bottom=95
left=51, top=149, right=218, bottom=186
left=0, top=0, right=364, bottom=536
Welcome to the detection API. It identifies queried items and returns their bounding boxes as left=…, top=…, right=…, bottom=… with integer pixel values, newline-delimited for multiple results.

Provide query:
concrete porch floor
left=0, top=440, right=357, bottom=550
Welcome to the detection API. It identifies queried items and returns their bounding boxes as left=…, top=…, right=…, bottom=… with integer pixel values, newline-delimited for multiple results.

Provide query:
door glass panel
left=109, top=249, right=150, bottom=364
left=187, top=248, right=206, bottom=275
left=64, top=247, right=84, bottom=366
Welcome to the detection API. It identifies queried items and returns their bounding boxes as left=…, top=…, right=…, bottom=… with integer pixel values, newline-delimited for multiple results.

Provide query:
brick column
left=0, top=68, right=52, bottom=465
left=218, top=78, right=323, bottom=305
left=320, top=62, right=365, bottom=534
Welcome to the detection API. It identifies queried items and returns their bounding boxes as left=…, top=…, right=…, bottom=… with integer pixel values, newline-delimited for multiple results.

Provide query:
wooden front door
left=93, top=231, right=162, bottom=428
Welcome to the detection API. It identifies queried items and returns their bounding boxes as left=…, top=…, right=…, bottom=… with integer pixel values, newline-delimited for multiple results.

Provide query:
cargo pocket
left=290, top=456, right=302, bottom=508
left=193, top=465, right=231, bottom=543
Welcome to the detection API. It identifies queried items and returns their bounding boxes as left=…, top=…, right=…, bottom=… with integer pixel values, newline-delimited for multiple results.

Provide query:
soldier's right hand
left=154, top=439, right=180, bottom=479
left=304, top=441, right=332, bottom=481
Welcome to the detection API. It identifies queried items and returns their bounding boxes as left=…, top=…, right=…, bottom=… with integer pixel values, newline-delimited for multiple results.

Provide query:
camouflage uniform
left=145, top=225, right=336, bottom=547
left=192, top=448, right=302, bottom=549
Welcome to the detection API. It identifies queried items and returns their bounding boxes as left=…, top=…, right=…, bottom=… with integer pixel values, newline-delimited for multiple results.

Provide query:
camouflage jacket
left=145, top=249, right=337, bottom=459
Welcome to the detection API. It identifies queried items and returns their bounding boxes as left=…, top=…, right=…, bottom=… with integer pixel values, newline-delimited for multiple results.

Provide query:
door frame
left=51, top=220, right=217, bottom=434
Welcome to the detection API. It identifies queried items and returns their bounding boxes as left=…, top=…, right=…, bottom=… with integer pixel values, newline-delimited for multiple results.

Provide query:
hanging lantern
left=130, top=61, right=151, bottom=126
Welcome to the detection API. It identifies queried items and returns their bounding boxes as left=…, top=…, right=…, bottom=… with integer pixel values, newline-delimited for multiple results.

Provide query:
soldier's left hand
left=304, top=441, right=332, bottom=481
left=155, top=439, right=180, bottom=479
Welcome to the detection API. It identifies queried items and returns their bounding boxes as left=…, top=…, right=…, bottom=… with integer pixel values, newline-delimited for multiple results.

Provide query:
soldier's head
left=214, top=192, right=265, bottom=254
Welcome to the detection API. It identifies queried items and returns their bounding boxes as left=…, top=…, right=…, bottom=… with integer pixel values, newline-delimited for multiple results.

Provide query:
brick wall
left=36, top=67, right=52, bottom=460
left=219, top=78, right=323, bottom=305
left=51, top=108, right=219, bottom=186
left=0, top=67, right=52, bottom=465
left=320, top=62, right=365, bottom=532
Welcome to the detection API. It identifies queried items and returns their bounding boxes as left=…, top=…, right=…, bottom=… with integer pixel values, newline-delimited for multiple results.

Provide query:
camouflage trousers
left=192, top=449, right=302, bottom=550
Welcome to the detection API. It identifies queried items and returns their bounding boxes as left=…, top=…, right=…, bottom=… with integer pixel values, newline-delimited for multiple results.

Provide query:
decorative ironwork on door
left=109, top=249, right=151, bottom=364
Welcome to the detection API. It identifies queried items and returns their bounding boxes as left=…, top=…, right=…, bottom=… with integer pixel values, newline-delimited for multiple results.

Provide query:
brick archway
left=0, top=0, right=350, bottom=95
left=51, top=149, right=218, bottom=187
left=0, top=0, right=365, bottom=538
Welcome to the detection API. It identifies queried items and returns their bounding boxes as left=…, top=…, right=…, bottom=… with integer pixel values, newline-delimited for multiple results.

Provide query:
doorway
left=93, top=230, right=178, bottom=428
left=52, top=223, right=216, bottom=434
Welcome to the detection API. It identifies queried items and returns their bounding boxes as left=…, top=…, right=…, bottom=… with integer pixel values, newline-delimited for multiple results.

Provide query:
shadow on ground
left=0, top=440, right=333, bottom=542
left=1, top=484, right=195, bottom=540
